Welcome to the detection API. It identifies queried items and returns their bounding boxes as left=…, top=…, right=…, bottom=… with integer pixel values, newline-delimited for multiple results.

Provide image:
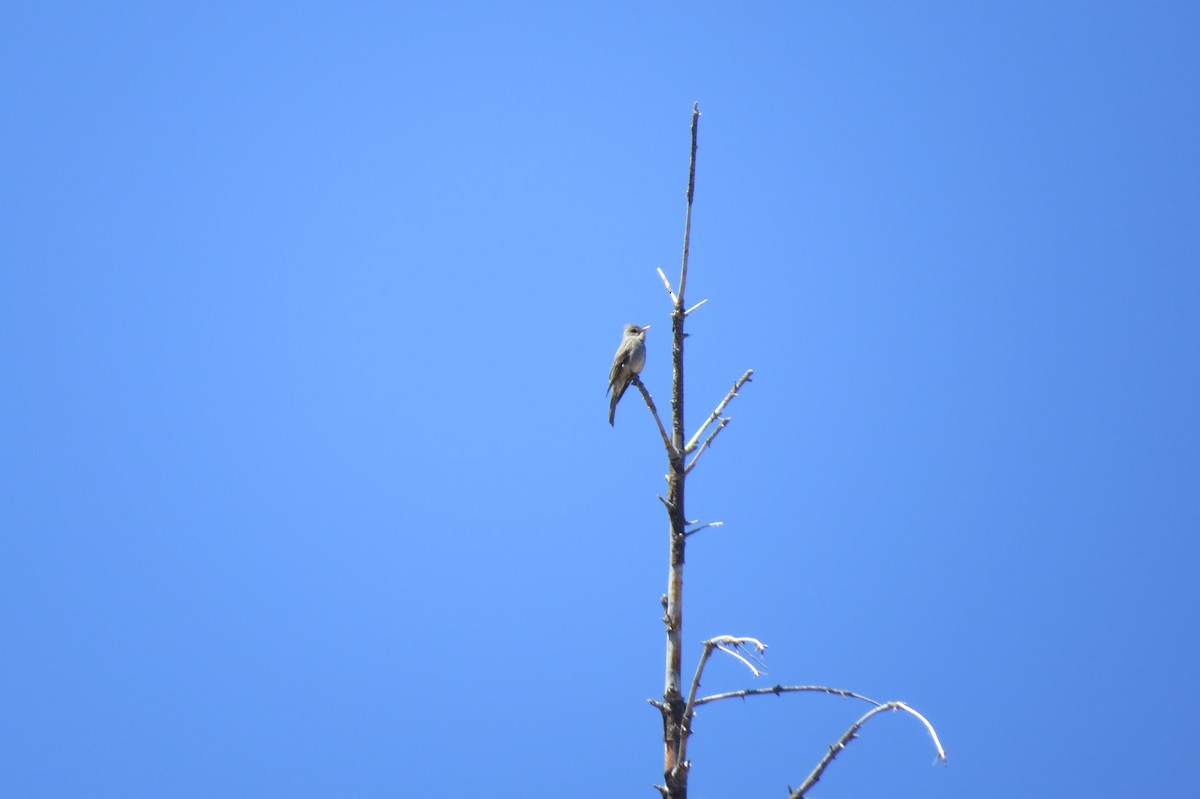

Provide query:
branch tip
left=787, top=701, right=947, bottom=798
left=684, top=370, right=755, bottom=455
left=684, top=520, right=723, bottom=537
left=656, top=267, right=678, bottom=305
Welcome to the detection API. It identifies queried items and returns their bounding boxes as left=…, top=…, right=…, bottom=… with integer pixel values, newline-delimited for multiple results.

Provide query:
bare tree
left=630, top=104, right=946, bottom=799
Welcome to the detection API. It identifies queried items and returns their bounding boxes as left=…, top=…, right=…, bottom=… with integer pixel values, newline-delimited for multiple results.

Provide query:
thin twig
left=677, top=642, right=716, bottom=766
left=685, top=370, right=754, bottom=454
left=694, top=684, right=880, bottom=708
left=788, top=701, right=946, bottom=798
left=683, top=521, right=723, bottom=537
left=683, top=299, right=708, bottom=316
left=657, top=267, right=678, bottom=306
left=894, top=702, right=947, bottom=764
left=677, top=103, right=700, bottom=308
left=714, top=641, right=766, bottom=676
left=789, top=703, right=895, bottom=799
left=685, top=418, right=730, bottom=475
left=633, top=375, right=677, bottom=457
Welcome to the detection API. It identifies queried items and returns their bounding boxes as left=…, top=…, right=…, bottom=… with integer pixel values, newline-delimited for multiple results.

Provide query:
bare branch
left=687, top=680, right=946, bottom=793
left=683, top=298, right=708, bottom=316
left=685, top=417, right=730, bottom=475
left=677, top=102, right=700, bottom=308
left=788, top=701, right=945, bottom=798
left=685, top=370, right=754, bottom=454
left=657, top=267, right=678, bottom=306
left=675, top=636, right=768, bottom=772
left=679, top=642, right=716, bottom=752
left=632, top=375, right=677, bottom=458
left=714, top=639, right=767, bottom=677
left=683, top=520, right=723, bottom=537
left=694, top=684, right=880, bottom=708
left=895, top=702, right=947, bottom=764
left=789, top=703, right=893, bottom=799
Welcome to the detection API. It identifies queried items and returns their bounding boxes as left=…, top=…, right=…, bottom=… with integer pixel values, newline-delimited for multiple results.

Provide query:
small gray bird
left=607, top=323, right=651, bottom=426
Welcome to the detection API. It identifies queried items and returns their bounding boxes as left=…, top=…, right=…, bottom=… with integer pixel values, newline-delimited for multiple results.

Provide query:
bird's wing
left=608, top=342, right=632, bottom=392
left=608, top=361, right=623, bottom=391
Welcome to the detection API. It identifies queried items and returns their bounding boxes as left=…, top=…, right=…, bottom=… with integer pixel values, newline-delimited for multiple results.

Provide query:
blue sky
left=2, top=2, right=1198, bottom=797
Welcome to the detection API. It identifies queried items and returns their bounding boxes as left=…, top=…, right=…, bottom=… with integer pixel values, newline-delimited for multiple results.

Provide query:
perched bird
left=607, top=323, right=651, bottom=426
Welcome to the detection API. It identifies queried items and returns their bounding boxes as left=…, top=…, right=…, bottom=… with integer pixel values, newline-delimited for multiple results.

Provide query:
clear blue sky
left=2, top=2, right=1198, bottom=797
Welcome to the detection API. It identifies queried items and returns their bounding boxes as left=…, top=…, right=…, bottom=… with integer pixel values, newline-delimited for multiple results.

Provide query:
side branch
left=632, top=376, right=676, bottom=457
left=657, top=267, right=679, bottom=306
left=683, top=520, right=723, bottom=537
left=689, top=682, right=946, bottom=796
left=788, top=702, right=946, bottom=799
left=694, top=684, right=880, bottom=708
left=685, top=418, right=730, bottom=475
left=790, top=704, right=892, bottom=799
left=685, top=370, right=754, bottom=455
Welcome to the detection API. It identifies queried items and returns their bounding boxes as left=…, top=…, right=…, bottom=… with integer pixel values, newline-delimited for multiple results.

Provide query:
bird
left=607, top=323, right=651, bottom=426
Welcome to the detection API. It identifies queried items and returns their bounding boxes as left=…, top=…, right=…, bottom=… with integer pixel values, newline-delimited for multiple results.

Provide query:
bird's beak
left=641, top=325, right=652, bottom=332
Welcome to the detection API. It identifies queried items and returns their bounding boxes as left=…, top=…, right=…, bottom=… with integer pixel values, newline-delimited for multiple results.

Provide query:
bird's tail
left=609, top=379, right=629, bottom=426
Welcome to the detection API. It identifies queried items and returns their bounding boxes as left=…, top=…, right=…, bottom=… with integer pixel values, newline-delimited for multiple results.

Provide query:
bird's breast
left=629, top=345, right=646, bottom=374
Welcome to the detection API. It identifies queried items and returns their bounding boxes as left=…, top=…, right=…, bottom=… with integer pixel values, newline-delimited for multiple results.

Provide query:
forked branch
left=685, top=370, right=754, bottom=456
left=675, top=636, right=766, bottom=771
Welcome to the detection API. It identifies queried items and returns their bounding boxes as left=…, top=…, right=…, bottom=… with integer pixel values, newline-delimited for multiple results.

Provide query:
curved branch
left=789, top=703, right=894, bottom=799
left=893, top=702, right=947, bottom=763
left=691, top=683, right=946, bottom=795
left=788, top=701, right=947, bottom=799
left=675, top=637, right=767, bottom=772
